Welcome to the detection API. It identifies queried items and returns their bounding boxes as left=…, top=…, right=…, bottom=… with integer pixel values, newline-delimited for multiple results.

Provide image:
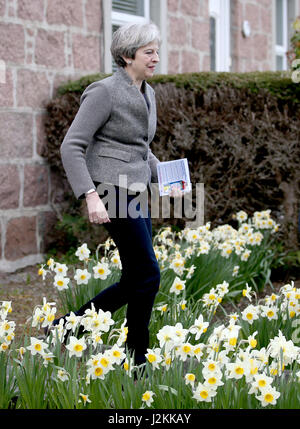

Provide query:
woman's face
left=126, top=41, right=160, bottom=81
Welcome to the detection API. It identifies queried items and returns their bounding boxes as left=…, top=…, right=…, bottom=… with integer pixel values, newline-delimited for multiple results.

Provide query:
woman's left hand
left=169, top=187, right=185, bottom=198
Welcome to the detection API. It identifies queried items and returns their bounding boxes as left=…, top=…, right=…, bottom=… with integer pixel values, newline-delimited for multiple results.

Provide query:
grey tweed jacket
left=60, top=67, right=160, bottom=200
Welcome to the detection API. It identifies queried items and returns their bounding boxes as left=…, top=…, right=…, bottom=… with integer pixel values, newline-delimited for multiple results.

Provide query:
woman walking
left=56, top=23, right=162, bottom=367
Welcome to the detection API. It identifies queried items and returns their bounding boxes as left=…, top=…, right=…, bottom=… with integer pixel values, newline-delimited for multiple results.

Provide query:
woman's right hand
left=85, top=191, right=111, bottom=224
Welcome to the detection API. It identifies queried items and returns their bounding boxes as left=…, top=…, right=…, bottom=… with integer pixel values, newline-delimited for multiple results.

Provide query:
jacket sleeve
left=60, top=82, right=112, bottom=200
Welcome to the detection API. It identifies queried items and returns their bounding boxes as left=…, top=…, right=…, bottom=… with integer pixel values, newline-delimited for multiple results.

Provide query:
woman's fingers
left=86, top=193, right=111, bottom=224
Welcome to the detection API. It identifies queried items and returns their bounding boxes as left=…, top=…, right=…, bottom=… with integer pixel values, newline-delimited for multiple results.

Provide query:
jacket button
left=143, top=154, right=148, bottom=161
left=143, top=136, right=148, bottom=142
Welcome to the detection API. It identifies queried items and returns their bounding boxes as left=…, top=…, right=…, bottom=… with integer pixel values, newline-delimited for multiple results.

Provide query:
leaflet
left=156, top=158, right=191, bottom=196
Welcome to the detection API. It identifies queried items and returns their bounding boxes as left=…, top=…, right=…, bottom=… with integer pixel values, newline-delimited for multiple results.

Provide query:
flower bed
left=1, top=210, right=299, bottom=409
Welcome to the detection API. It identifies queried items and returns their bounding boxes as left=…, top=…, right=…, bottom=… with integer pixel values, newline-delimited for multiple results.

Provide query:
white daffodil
left=66, top=336, right=87, bottom=358
left=241, top=304, right=260, bottom=325
left=260, top=305, right=278, bottom=321
left=75, top=243, right=91, bottom=261
left=185, top=373, right=196, bottom=387
left=242, top=283, right=253, bottom=301
left=41, top=307, right=57, bottom=328
left=247, top=331, right=258, bottom=349
left=79, top=393, right=92, bottom=406
left=175, top=343, right=193, bottom=362
left=65, top=312, right=81, bottom=333
left=216, top=281, right=229, bottom=297
left=57, top=368, right=69, bottom=382
left=142, top=391, right=155, bottom=407
left=107, top=344, right=126, bottom=365
left=202, top=360, right=222, bottom=378
left=248, top=373, right=274, bottom=395
left=226, top=359, right=249, bottom=380
left=192, top=343, right=205, bottom=362
left=46, top=258, right=55, bottom=270
left=54, top=262, right=68, bottom=277
left=192, top=382, right=217, bottom=403
left=241, top=249, right=251, bottom=261
left=170, top=277, right=186, bottom=295
left=146, top=348, right=163, bottom=369
left=256, top=385, right=280, bottom=407
left=93, top=261, right=111, bottom=281
left=156, top=303, right=168, bottom=314
left=53, top=275, right=70, bottom=291
left=203, top=372, right=224, bottom=389
left=74, top=268, right=91, bottom=285
left=189, top=314, right=209, bottom=340
left=27, top=337, right=48, bottom=356
left=232, top=265, right=240, bottom=277
left=38, top=265, right=48, bottom=280
left=170, top=256, right=185, bottom=276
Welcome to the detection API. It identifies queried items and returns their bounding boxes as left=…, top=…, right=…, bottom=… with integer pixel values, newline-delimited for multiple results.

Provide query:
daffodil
left=204, top=373, right=224, bottom=389
left=108, top=344, right=126, bottom=365
left=27, top=337, right=48, bottom=356
left=189, top=315, right=209, bottom=340
left=142, top=390, right=155, bottom=407
left=175, top=343, right=193, bottom=361
left=74, top=268, right=91, bottom=285
left=232, top=265, right=239, bottom=277
left=185, top=373, right=196, bottom=387
left=53, top=275, right=70, bottom=291
left=261, top=305, right=278, bottom=321
left=236, top=210, right=248, bottom=222
left=38, top=265, right=48, bottom=280
left=79, top=393, right=92, bottom=406
left=202, top=360, right=222, bottom=378
left=247, top=332, right=258, bottom=349
left=241, top=304, right=260, bottom=325
left=46, top=257, right=55, bottom=270
left=156, top=304, right=168, bottom=314
left=93, top=261, right=111, bottom=280
left=256, top=385, right=280, bottom=407
left=54, top=262, right=68, bottom=277
left=248, top=373, right=273, bottom=394
left=66, top=336, right=87, bottom=358
left=226, top=359, right=248, bottom=380
left=65, top=312, right=81, bottom=332
left=242, top=283, right=253, bottom=301
left=146, top=348, right=163, bottom=369
left=75, top=243, right=91, bottom=261
left=57, top=368, right=69, bottom=382
left=170, top=277, right=186, bottom=295
left=192, top=382, right=217, bottom=403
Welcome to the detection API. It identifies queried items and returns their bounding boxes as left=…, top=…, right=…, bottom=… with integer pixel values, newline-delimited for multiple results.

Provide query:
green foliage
left=43, top=70, right=300, bottom=257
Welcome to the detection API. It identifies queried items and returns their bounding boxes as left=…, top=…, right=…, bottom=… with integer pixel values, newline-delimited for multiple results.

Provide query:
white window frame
left=111, top=0, right=150, bottom=26
left=275, top=0, right=288, bottom=70
left=209, top=0, right=231, bottom=72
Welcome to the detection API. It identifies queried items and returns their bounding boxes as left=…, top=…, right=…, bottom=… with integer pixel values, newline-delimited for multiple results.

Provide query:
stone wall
left=167, top=0, right=210, bottom=73
left=231, top=0, right=274, bottom=72
left=0, top=0, right=103, bottom=272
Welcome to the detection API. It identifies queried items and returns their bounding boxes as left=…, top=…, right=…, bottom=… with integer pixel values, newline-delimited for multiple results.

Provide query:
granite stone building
left=0, top=0, right=299, bottom=272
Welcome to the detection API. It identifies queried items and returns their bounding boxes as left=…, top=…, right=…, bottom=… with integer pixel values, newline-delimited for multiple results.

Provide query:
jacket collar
left=115, top=66, right=148, bottom=92
left=115, top=66, right=152, bottom=113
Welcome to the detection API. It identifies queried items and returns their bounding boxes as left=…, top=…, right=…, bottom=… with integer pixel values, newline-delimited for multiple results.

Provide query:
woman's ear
left=122, top=55, right=133, bottom=66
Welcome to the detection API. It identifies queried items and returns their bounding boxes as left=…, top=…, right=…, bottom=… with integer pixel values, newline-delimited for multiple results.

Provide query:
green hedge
left=42, top=71, right=300, bottom=253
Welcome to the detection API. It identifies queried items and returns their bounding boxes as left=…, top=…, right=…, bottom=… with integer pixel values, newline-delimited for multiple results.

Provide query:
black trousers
left=75, top=185, right=161, bottom=365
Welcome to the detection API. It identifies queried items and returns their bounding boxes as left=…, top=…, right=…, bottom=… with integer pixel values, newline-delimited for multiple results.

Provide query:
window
left=275, top=0, right=296, bottom=70
left=112, top=0, right=150, bottom=24
left=209, top=0, right=231, bottom=72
